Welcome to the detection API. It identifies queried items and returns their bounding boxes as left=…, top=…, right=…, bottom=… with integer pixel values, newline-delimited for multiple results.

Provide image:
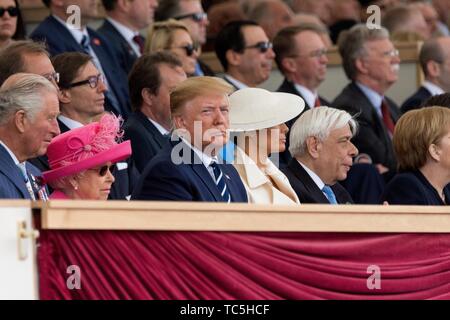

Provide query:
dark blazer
left=332, top=82, right=401, bottom=172
left=276, top=78, right=330, bottom=167
left=222, top=75, right=240, bottom=91
left=281, top=158, right=353, bottom=204
left=123, top=111, right=171, bottom=173
left=381, top=170, right=450, bottom=205
left=131, top=139, right=248, bottom=202
left=197, top=59, right=215, bottom=76
left=400, top=86, right=432, bottom=114
left=0, top=144, right=42, bottom=199
left=30, top=15, right=131, bottom=118
left=97, top=19, right=139, bottom=76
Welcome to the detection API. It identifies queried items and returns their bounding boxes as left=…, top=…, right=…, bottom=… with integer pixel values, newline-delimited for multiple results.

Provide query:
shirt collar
left=224, top=74, right=248, bottom=89
left=356, top=82, right=383, bottom=117
left=422, top=80, right=445, bottom=96
left=298, top=160, right=325, bottom=190
left=0, top=140, right=20, bottom=165
left=181, top=137, right=217, bottom=168
left=58, top=115, right=84, bottom=130
left=293, top=83, right=317, bottom=109
left=148, top=118, right=170, bottom=135
left=52, top=14, right=88, bottom=44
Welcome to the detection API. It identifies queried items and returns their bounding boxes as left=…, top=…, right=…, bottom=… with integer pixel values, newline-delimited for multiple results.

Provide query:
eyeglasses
left=90, top=164, right=116, bottom=177
left=42, top=72, right=60, bottom=84
left=244, top=41, right=273, bottom=53
left=169, top=43, right=199, bottom=56
left=67, top=74, right=105, bottom=89
left=288, top=48, right=328, bottom=59
left=174, top=12, right=208, bottom=22
left=0, top=6, right=19, bottom=17
left=382, top=49, right=399, bottom=58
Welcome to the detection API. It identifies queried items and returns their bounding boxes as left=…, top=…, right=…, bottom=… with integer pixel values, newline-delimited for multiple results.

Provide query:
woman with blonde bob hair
left=381, top=106, right=450, bottom=205
left=228, top=87, right=305, bottom=204
left=144, top=19, right=199, bottom=76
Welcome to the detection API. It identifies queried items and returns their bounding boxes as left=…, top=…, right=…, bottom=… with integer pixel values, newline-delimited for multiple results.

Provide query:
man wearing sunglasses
left=215, top=20, right=275, bottom=90
left=155, top=0, right=214, bottom=76
left=98, top=0, right=159, bottom=75
left=31, top=0, right=131, bottom=120
left=273, top=24, right=330, bottom=167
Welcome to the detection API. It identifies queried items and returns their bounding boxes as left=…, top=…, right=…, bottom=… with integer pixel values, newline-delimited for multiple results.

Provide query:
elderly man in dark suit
left=97, top=0, right=158, bottom=76
left=31, top=0, right=131, bottom=119
left=273, top=24, right=330, bottom=166
left=124, top=52, right=187, bottom=173
left=0, top=73, right=60, bottom=200
left=332, top=24, right=402, bottom=177
left=282, top=107, right=357, bottom=204
left=401, top=36, right=450, bottom=113
left=132, top=77, right=247, bottom=202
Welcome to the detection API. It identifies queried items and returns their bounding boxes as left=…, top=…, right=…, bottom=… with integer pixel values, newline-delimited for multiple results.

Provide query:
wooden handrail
left=31, top=200, right=450, bottom=233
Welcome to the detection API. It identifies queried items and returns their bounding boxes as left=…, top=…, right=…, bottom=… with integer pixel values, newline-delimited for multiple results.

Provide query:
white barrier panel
left=0, top=201, right=37, bottom=300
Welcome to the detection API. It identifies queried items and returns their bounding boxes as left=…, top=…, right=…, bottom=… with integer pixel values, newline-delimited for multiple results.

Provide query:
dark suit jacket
left=400, top=86, right=432, bottom=114
left=197, top=59, right=215, bottom=76
left=123, top=111, right=171, bottom=173
left=30, top=15, right=131, bottom=118
left=131, top=139, right=248, bottom=202
left=281, top=158, right=353, bottom=204
left=381, top=170, right=450, bottom=205
left=30, top=118, right=139, bottom=200
left=276, top=78, right=330, bottom=167
left=97, top=19, right=139, bottom=76
left=0, top=144, right=42, bottom=199
left=332, top=82, right=401, bottom=172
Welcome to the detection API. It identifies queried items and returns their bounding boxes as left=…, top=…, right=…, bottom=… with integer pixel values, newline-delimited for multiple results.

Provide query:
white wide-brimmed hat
left=228, top=87, right=305, bottom=131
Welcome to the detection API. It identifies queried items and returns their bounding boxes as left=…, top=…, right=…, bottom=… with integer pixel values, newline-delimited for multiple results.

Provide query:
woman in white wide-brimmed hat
left=228, top=87, right=305, bottom=204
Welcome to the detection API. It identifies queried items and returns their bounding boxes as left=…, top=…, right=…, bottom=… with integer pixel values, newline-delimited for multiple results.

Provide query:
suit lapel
left=136, top=111, right=167, bottom=148
left=0, top=144, right=32, bottom=199
left=289, top=159, right=329, bottom=203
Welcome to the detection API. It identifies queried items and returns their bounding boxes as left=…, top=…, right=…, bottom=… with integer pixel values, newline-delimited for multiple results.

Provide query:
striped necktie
left=17, top=163, right=35, bottom=200
left=210, top=162, right=231, bottom=203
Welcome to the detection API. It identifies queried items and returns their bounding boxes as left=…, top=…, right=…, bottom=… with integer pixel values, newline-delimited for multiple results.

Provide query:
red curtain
left=38, top=231, right=450, bottom=299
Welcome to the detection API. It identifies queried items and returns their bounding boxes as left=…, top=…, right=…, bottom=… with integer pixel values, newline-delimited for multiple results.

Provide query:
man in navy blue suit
left=124, top=52, right=187, bottom=174
left=0, top=73, right=60, bottom=200
left=31, top=0, right=131, bottom=119
left=132, top=76, right=248, bottom=202
left=401, top=37, right=450, bottom=113
left=98, top=0, right=158, bottom=76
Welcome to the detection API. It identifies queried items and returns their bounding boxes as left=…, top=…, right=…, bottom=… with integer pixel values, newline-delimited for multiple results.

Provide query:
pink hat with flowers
left=42, top=114, right=132, bottom=183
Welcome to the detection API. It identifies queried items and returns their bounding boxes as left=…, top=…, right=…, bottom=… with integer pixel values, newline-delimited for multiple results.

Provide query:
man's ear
left=427, top=60, right=441, bottom=78
left=305, top=136, right=321, bottom=159
left=58, top=89, right=71, bottom=104
left=281, top=57, right=296, bottom=74
left=355, top=57, right=369, bottom=75
left=226, top=49, right=241, bottom=67
left=116, top=0, right=129, bottom=11
left=172, top=114, right=185, bottom=130
left=14, top=110, right=27, bottom=134
left=141, top=88, right=154, bottom=107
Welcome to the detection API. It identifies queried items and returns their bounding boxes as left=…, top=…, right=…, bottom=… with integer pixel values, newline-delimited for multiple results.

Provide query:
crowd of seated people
left=0, top=0, right=450, bottom=206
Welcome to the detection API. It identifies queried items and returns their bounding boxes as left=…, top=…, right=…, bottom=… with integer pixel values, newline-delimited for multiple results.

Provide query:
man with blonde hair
left=132, top=76, right=248, bottom=202
left=282, top=107, right=357, bottom=204
left=0, top=73, right=60, bottom=199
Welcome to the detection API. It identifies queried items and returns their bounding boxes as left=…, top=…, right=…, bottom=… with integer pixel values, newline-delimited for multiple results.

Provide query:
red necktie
left=314, top=96, right=321, bottom=108
left=132, top=35, right=144, bottom=54
left=381, top=99, right=395, bottom=135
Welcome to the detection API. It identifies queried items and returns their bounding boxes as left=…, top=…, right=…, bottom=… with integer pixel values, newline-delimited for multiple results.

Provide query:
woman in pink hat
left=42, top=114, right=132, bottom=200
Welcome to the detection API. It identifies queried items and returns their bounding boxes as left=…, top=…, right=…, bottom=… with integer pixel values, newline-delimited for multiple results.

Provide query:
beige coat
left=233, top=147, right=300, bottom=204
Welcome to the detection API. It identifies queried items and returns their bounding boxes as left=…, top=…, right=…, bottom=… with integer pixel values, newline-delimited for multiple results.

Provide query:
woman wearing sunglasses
left=144, top=19, right=199, bottom=76
left=42, top=114, right=132, bottom=200
left=0, top=0, right=25, bottom=48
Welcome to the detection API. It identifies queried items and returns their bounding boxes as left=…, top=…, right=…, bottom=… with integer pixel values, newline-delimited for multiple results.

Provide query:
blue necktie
left=17, top=163, right=35, bottom=200
left=322, top=185, right=337, bottom=204
left=210, top=162, right=231, bottom=203
left=80, top=35, right=91, bottom=54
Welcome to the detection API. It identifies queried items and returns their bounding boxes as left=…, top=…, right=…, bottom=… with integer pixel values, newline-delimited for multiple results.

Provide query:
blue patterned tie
left=80, top=35, right=91, bottom=54
left=17, top=163, right=35, bottom=200
left=210, top=162, right=231, bottom=203
left=322, top=185, right=337, bottom=204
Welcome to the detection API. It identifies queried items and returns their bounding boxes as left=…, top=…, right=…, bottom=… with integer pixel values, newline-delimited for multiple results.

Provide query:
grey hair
left=338, top=24, right=390, bottom=80
left=289, top=106, right=358, bottom=157
left=0, top=73, right=57, bottom=126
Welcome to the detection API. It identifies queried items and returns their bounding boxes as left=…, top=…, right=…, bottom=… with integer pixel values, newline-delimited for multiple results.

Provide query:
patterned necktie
left=322, top=185, right=337, bottom=205
left=80, top=35, right=91, bottom=54
left=381, top=99, right=395, bottom=136
left=17, top=163, right=35, bottom=200
left=132, top=35, right=145, bottom=54
left=210, top=162, right=231, bottom=203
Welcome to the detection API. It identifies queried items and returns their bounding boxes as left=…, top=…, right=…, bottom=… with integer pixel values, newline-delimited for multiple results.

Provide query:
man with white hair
left=332, top=24, right=402, bottom=177
left=281, top=107, right=357, bottom=204
left=0, top=73, right=60, bottom=199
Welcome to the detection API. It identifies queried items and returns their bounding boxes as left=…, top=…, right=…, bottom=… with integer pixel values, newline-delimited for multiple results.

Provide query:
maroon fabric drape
left=38, top=231, right=450, bottom=300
